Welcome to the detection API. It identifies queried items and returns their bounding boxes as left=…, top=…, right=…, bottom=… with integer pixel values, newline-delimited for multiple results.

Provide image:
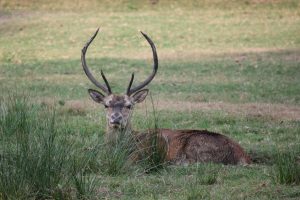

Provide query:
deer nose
left=110, top=113, right=122, bottom=124
left=110, top=119, right=121, bottom=125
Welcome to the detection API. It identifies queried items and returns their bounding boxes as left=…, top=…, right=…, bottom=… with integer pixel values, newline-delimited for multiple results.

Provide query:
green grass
left=0, top=96, right=107, bottom=199
left=1, top=0, right=300, bottom=199
left=99, top=129, right=136, bottom=176
left=273, top=149, right=300, bottom=185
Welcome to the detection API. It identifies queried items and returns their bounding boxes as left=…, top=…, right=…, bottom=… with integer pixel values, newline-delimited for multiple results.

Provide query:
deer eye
left=126, top=105, right=132, bottom=109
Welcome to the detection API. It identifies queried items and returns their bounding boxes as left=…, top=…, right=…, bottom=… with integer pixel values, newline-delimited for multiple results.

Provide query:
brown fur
left=135, top=129, right=251, bottom=165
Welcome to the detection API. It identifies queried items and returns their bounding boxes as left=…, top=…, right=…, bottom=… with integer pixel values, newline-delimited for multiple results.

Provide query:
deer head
left=81, top=28, right=158, bottom=130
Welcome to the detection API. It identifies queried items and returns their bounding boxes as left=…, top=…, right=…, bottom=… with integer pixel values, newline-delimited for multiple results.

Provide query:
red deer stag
left=81, top=28, right=251, bottom=165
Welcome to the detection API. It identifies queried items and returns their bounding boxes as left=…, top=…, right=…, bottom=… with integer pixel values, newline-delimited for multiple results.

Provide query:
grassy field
left=1, top=0, right=300, bottom=199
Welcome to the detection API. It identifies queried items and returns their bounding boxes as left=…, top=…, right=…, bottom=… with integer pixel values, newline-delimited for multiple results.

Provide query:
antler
left=81, top=28, right=112, bottom=95
left=126, top=31, right=158, bottom=95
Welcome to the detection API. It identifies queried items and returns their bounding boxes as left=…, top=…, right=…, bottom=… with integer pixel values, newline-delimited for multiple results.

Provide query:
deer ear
left=132, top=89, right=149, bottom=103
left=88, top=89, right=105, bottom=103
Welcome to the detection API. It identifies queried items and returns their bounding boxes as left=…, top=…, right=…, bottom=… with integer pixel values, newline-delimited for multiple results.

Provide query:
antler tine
left=81, top=28, right=112, bottom=95
left=126, top=73, right=135, bottom=95
left=127, top=31, right=158, bottom=95
left=100, top=70, right=112, bottom=94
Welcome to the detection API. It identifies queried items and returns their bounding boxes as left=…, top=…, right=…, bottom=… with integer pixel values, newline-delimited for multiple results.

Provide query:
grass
left=99, top=129, right=136, bottom=176
left=0, top=96, right=103, bottom=199
left=0, top=96, right=67, bottom=198
left=0, top=0, right=300, bottom=199
left=273, top=149, right=300, bottom=185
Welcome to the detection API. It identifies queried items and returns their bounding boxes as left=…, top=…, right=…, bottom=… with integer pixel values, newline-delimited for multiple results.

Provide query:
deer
left=81, top=28, right=251, bottom=165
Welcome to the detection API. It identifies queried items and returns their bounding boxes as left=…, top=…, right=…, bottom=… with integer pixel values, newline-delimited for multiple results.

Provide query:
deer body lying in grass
left=81, top=29, right=251, bottom=165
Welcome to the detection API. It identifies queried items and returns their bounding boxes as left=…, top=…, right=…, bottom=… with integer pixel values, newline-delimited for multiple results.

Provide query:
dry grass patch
left=158, top=48, right=300, bottom=63
left=38, top=98, right=96, bottom=114
left=2, top=74, right=84, bottom=83
left=154, top=73, right=238, bottom=85
left=153, top=100, right=300, bottom=121
left=37, top=97, right=300, bottom=120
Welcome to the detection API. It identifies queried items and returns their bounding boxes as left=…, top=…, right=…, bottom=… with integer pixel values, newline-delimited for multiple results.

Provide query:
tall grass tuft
left=136, top=130, right=167, bottom=173
left=0, top=95, right=100, bottom=199
left=99, top=129, right=136, bottom=176
left=0, top=96, right=71, bottom=198
left=136, top=94, right=167, bottom=173
left=273, top=148, right=300, bottom=185
left=72, top=168, right=99, bottom=199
